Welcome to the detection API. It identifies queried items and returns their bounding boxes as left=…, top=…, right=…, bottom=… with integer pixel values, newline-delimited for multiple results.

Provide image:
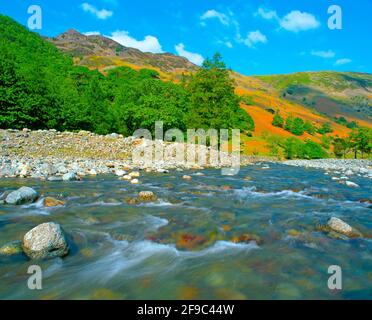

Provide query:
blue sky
left=1, top=0, right=371, bottom=75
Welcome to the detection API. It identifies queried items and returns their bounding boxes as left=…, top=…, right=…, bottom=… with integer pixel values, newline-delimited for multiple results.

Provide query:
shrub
left=272, top=112, right=284, bottom=128
left=285, top=116, right=305, bottom=135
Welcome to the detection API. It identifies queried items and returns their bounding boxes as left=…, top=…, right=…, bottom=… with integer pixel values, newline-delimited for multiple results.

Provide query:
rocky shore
left=0, top=129, right=273, bottom=179
left=283, top=159, right=372, bottom=179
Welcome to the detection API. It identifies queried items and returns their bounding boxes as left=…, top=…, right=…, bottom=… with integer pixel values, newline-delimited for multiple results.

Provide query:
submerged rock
left=138, top=191, right=157, bottom=202
left=0, top=241, right=23, bottom=256
left=22, top=222, right=69, bottom=259
left=130, top=179, right=139, bottom=184
left=5, top=186, right=39, bottom=205
left=182, top=175, right=192, bottom=181
left=327, top=217, right=362, bottom=238
left=43, top=197, right=65, bottom=207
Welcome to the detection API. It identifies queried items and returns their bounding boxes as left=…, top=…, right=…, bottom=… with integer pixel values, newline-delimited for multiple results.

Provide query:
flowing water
left=0, top=163, right=371, bottom=299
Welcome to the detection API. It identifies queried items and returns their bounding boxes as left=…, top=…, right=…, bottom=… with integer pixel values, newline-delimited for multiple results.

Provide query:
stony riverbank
left=283, top=159, right=372, bottom=179
left=0, top=128, right=274, bottom=179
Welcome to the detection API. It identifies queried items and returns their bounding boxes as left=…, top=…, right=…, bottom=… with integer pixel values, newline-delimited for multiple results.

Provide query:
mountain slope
left=46, top=29, right=197, bottom=75
left=256, top=71, right=372, bottom=122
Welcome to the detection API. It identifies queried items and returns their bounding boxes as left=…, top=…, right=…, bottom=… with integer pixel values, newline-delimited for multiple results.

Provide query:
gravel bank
left=283, top=159, right=372, bottom=178
left=0, top=129, right=273, bottom=179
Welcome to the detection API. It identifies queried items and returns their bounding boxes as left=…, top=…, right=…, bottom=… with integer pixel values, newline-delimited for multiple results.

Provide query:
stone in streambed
left=345, top=181, right=359, bottom=188
left=327, top=217, right=362, bottom=238
left=115, top=169, right=126, bottom=177
left=129, top=171, right=140, bottom=178
left=0, top=241, right=23, bottom=256
left=5, top=187, right=39, bottom=205
left=43, top=197, right=65, bottom=207
left=62, top=172, right=79, bottom=181
left=22, top=222, right=69, bottom=259
left=138, top=191, right=157, bottom=202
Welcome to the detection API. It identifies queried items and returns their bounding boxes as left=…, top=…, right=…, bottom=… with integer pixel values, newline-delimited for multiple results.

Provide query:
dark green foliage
left=184, top=53, right=254, bottom=132
left=321, top=135, right=331, bottom=149
left=303, top=140, right=328, bottom=159
left=334, top=116, right=358, bottom=129
left=272, top=111, right=284, bottom=128
left=283, top=137, right=327, bottom=159
left=349, top=127, right=372, bottom=158
left=317, top=122, right=333, bottom=135
left=283, top=137, right=304, bottom=159
left=333, top=137, right=349, bottom=158
left=0, top=16, right=253, bottom=137
left=284, top=116, right=305, bottom=135
left=303, top=121, right=316, bottom=135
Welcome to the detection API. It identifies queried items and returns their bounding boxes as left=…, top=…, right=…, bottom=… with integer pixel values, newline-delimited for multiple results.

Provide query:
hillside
left=46, top=30, right=372, bottom=139
left=0, top=15, right=252, bottom=142
left=256, top=71, right=372, bottom=122
left=1, top=15, right=371, bottom=158
left=46, top=29, right=197, bottom=80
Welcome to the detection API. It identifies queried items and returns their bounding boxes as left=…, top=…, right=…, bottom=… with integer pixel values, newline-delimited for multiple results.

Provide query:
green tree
left=303, top=140, right=328, bottom=159
left=333, top=137, right=349, bottom=158
left=349, top=127, right=372, bottom=158
left=285, top=116, right=305, bottom=135
left=283, top=137, right=304, bottom=159
left=184, top=53, right=254, bottom=132
left=303, top=121, right=316, bottom=135
left=317, top=122, right=333, bottom=135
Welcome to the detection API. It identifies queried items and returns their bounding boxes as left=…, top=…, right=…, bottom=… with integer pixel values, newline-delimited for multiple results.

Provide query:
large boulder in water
left=5, top=187, right=39, bottom=205
left=22, top=222, right=69, bottom=259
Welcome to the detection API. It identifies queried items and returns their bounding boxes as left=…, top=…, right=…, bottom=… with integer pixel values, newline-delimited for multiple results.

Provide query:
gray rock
left=327, top=217, right=362, bottom=238
left=5, top=187, right=39, bottom=205
left=22, top=222, right=69, bottom=259
left=62, top=172, right=78, bottom=181
left=47, top=176, right=63, bottom=181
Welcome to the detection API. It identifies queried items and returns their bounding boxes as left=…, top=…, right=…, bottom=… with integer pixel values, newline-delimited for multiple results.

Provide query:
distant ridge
left=46, top=30, right=198, bottom=73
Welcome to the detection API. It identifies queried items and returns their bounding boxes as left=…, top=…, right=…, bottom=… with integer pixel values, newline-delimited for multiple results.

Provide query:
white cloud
left=280, top=11, right=320, bottom=32
left=83, top=31, right=101, bottom=36
left=200, top=9, right=229, bottom=26
left=311, top=50, right=335, bottom=58
left=109, top=31, right=163, bottom=53
left=175, top=43, right=204, bottom=66
left=81, top=3, right=113, bottom=20
left=244, top=30, right=267, bottom=48
left=334, top=58, right=352, bottom=66
left=256, top=7, right=320, bottom=33
left=256, top=7, right=278, bottom=20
